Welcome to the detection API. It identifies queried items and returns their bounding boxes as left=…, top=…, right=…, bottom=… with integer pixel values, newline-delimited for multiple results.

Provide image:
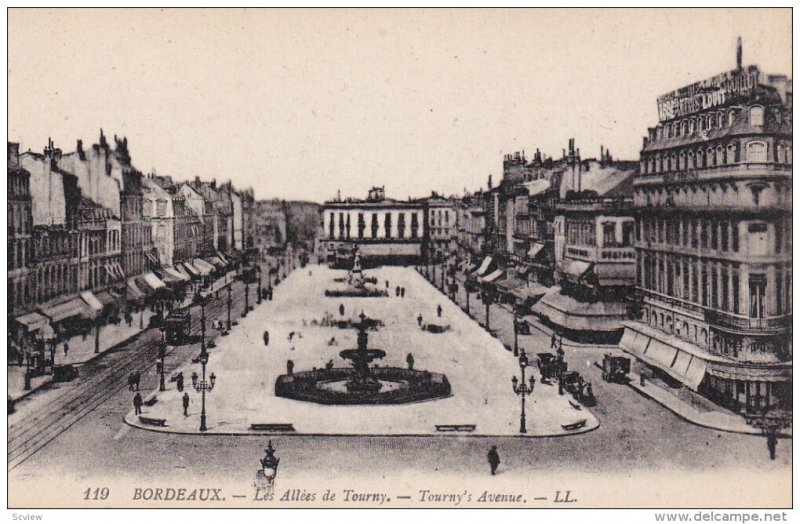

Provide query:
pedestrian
left=401, top=287, right=405, bottom=297
left=133, top=392, right=143, bottom=415
left=487, top=445, right=500, bottom=475
left=156, top=358, right=163, bottom=375
left=176, top=372, right=184, bottom=392
left=767, top=431, right=778, bottom=460
left=128, top=373, right=135, bottom=391
left=406, top=353, right=415, bottom=370
left=339, top=304, right=345, bottom=316
left=134, top=370, right=141, bottom=391
left=639, top=374, right=646, bottom=387
left=437, top=304, right=442, bottom=318
left=263, top=330, right=270, bottom=346
left=325, top=359, right=334, bottom=375
left=288, top=331, right=295, bottom=342
left=63, top=342, right=69, bottom=358
left=182, top=392, right=190, bottom=417
left=417, top=314, right=423, bottom=327
left=287, top=359, right=294, bottom=375
left=385, top=280, right=389, bottom=289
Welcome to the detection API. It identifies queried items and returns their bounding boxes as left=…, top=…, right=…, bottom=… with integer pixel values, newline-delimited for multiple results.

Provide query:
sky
left=8, top=8, right=792, bottom=203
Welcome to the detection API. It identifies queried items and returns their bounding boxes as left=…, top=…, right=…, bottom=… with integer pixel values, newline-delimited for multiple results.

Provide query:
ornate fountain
left=274, top=311, right=451, bottom=405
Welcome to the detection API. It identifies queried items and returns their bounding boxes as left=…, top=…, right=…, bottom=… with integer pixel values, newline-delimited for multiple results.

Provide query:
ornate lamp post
left=224, top=284, right=232, bottom=335
left=243, top=275, right=250, bottom=317
left=256, top=265, right=262, bottom=305
left=158, top=327, right=167, bottom=392
left=511, top=349, right=535, bottom=434
left=191, top=351, right=216, bottom=432
left=482, top=283, right=495, bottom=332
left=513, top=305, right=519, bottom=357
left=260, top=440, right=280, bottom=481
left=194, top=292, right=207, bottom=354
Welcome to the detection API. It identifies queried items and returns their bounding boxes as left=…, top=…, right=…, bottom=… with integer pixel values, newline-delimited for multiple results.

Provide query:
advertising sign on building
left=656, top=66, right=761, bottom=122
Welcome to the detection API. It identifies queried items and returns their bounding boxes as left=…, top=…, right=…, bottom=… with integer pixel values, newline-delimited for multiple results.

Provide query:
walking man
left=551, top=333, right=557, bottom=349
left=395, top=286, right=400, bottom=297
left=417, top=314, right=423, bottom=327
left=128, top=373, right=135, bottom=391
left=339, top=303, right=345, bottom=317
left=406, top=353, right=415, bottom=370
left=401, top=287, right=405, bottom=297
left=182, top=392, right=190, bottom=417
left=133, top=392, right=143, bottom=415
left=767, top=430, right=778, bottom=460
left=176, top=372, right=184, bottom=392
left=437, top=304, right=443, bottom=318
left=263, top=330, right=270, bottom=347
left=63, top=342, right=69, bottom=358
left=133, top=370, right=141, bottom=391
left=487, top=445, right=500, bottom=475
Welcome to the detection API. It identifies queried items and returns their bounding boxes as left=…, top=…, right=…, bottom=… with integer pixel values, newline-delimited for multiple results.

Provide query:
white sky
left=8, top=8, right=791, bottom=203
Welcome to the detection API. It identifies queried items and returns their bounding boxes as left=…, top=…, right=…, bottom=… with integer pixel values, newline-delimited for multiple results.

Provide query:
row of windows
left=8, top=175, right=30, bottom=198
left=641, top=140, right=791, bottom=175
left=8, top=204, right=31, bottom=235
left=651, top=106, right=766, bottom=142
left=328, top=212, right=422, bottom=239
left=638, top=216, right=741, bottom=253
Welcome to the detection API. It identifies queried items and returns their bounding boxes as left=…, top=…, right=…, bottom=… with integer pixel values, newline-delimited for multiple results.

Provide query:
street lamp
left=158, top=328, right=167, bottom=392
left=224, top=283, right=232, bottom=335
left=192, top=351, right=216, bottom=432
left=511, top=349, right=535, bottom=434
left=194, top=292, right=207, bottom=354
left=243, top=278, right=250, bottom=318
left=256, top=265, right=262, bottom=305
left=513, top=305, right=519, bottom=357
left=482, top=283, right=495, bottom=332
left=260, top=440, right=280, bottom=481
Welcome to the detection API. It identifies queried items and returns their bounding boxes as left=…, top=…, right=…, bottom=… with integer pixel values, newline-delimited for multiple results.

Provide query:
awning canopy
left=473, top=256, right=493, bottom=277
left=527, top=242, right=546, bottom=260
left=127, top=278, right=146, bottom=299
left=146, top=251, right=160, bottom=265
left=182, top=262, right=201, bottom=277
left=480, top=269, right=504, bottom=283
left=193, top=258, right=215, bottom=274
left=216, top=251, right=229, bottom=264
left=95, top=290, right=117, bottom=308
left=113, top=262, right=125, bottom=280
left=496, top=276, right=527, bottom=292
left=15, top=311, right=50, bottom=332
left=143, top=272, right=167, bottom=290
left=207, top=256, right=226, bottom=268
left=620, top=323, right=708, bottom=390
left=164, top=267, right=190, bottom=282
left=80, top=291, right=104, bottom=314
left=564, top=260, right=593, bottom=283
left=174, top=264, right=192, bottom=280
left=40, top=297, right=91, bottom=323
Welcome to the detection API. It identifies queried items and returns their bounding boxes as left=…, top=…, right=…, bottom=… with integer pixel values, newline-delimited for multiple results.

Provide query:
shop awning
left=80, top=291, right=104, bottom=314
left=157, top=270, right=182, bottom=284
left=496, top=276, right=527, bottom=292
left=127, top=278, right=146, bottom=299
left=620, top=322, right=709, bottom=390
left=563, top=260, right=593, bottom=282
left=15, top=311, right=50, bottom=332
left=143, top=272, right=167, bottom=290
left=480, top=269, right=504, bottom=283
left=95, top=290, right=117, bottom=308
left=527, top=242, right=546, bottom=260
left=473, top=257, right=493, bottom=277
left=40, top=297, right=91, bottom=323
left=216, top=251, right=229, bottom=264
left=146, top=251, right=160, bottom=265
left=193, top=258, right=215, bottom=275
left=164, top=267, right=190, bottom=282
left=207, top=256, right=226, bottom=268
left=182, top=262, right=200, bottom=277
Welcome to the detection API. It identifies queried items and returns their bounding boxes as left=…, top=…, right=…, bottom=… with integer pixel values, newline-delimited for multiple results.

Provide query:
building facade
left=621, top=56, right=792, bottom=414
left=425, top=193, right=458, bottom=262
left=7, top=143, right=34, bottom=317
left=142, top=175, right=175, bottom=267
left=322, top=187, right=427, bottom=267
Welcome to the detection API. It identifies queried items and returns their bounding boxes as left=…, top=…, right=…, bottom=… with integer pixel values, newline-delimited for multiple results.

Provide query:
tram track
left=8, top=287, right=248, bottom=472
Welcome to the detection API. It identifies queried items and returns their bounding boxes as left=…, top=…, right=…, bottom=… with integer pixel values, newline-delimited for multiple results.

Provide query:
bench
left=435, top=424, right=476, bottom=433
left=249, top=423, right=296, bottom=432
left=561, top=419, right=587, bottom=431
left=139, top=416, right=167, bottom=427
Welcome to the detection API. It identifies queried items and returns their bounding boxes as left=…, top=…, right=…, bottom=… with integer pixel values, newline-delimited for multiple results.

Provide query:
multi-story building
left=253, top=199, right=287, bottom=259
left=178, top=181, right=216, bottom=256
left=322, top=186, right=427, bottom=267
left=531, top=140, right=637, bottom=339
left=241, top=188, right=256, bottom=251
left=77, top=195, right=122, bottom=292
left=142, top=175, right=174, bottom=267
left=229, top=185, right=244, bottom=251
left=172, top=191, right=201, bottom=265
left=620, top=49, right=792, bottom=414
left=425, top=193, right=458, bottom=261
left=8, top=143, right=34, bottom=318
left=455, top=190, right=486, bottom=262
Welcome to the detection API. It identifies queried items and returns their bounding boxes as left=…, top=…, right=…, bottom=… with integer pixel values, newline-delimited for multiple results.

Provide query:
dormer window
left=749, top=106, right=764, bottom=127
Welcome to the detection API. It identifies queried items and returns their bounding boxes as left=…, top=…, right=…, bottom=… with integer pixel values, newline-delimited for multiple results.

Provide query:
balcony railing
left=635, top=162, right=792, bottom=186
left=704, top=310, right=792, bottom=332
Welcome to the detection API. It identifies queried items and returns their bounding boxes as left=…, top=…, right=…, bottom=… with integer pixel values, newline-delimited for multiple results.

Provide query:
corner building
left=621, top=56, right=792, bottom=414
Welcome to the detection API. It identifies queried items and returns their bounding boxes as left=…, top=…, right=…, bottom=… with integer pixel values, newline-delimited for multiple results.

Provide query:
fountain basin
left=275, top=368, right=452, bottom=405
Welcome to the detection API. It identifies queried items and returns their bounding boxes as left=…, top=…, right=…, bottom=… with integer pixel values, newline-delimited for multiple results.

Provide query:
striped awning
left=143, top=272, right=167, bottom=290
left=80, top=291, right=104, bottom=313
left=193, top=258, right=215, bottom=275
left=40, top=297, right=91, bottom=323
left=15, top=311, right=50, bottom=332
left=182, top=262, right=200, bottom=277
left=164, top=267, right=190, bottom=282
left=127, top=278, right=146, bottom=299
left=563, top=260, right=593, bottom=283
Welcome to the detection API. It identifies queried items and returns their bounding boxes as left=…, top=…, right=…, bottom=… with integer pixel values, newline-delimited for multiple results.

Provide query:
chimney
left=194, top=176, right=200, bottom=184
left=736, top=36, right=743, bottom=70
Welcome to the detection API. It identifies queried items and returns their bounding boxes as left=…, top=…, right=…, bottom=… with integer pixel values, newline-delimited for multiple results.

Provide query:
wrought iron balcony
left=704, top=309, right=791, bottom=333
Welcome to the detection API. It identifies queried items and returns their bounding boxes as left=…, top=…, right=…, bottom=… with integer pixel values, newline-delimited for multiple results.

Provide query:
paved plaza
left=126, top=265, right=597, bottom=437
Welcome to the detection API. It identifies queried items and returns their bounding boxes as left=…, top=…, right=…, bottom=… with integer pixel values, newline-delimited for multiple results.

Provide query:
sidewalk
left=7, top=273, right=244, bottom=403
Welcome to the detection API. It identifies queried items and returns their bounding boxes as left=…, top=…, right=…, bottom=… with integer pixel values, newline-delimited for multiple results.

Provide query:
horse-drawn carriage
left=601, top=353, right=631, bottom=383
left=562, top=371, right=596, bottom=406
left=537, top=353, right=564, bottom=382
